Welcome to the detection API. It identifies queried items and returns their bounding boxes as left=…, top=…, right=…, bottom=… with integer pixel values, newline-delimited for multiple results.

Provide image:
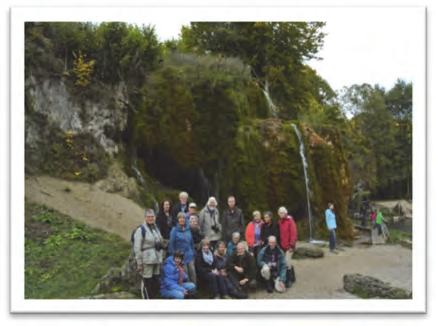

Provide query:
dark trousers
left=329, top=229, right=336, bottom=251
left=202, top=272, right=228, bottom=297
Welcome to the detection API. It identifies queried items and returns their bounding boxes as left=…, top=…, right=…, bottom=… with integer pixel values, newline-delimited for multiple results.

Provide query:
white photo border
left=10, top=5, right=426, bottom=313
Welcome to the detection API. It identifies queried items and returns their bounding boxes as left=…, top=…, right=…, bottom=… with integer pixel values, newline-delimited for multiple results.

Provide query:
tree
left=180, top=22, right=326, bottom=119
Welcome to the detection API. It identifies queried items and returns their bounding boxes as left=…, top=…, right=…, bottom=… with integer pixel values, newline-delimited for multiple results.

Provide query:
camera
left=154, top=242, right=163, bottom=251
left=211, top=225, right=220, bottom=233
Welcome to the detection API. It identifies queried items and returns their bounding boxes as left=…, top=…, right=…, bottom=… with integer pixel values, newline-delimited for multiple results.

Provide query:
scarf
left=202, top=249, right=214, bottom=265
left=176, top=262, right=185, bottom=285
left=254, top=221, right=262, bottom=245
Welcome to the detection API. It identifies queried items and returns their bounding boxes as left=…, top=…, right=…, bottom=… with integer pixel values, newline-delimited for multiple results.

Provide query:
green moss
left=25, top=202, right=130, bottom=299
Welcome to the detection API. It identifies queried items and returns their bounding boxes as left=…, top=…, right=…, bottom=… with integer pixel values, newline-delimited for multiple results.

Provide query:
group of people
left=132, top=192, right=301, bottom=299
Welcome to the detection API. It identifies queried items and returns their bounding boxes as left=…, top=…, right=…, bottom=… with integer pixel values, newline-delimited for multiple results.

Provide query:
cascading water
left=291, top=124, right=314, bottom=241
left=262, top=80, right=278, bottom=117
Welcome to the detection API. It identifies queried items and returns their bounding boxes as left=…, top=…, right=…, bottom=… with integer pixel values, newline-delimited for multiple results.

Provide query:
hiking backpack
left=130, top=224, right=146, bottom=256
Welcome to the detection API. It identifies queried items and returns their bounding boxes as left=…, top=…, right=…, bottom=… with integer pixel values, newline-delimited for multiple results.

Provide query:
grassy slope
left=25, top=201, right=130, bottom=299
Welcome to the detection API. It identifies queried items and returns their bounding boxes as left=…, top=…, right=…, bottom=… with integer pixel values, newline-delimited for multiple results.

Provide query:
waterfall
left=262, top=80, right=278, bottom=117
left=291, top=124, right=314, bottom=241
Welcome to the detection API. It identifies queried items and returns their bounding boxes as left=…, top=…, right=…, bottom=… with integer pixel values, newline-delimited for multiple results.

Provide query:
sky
left=149, top=18, right=418, bottom=92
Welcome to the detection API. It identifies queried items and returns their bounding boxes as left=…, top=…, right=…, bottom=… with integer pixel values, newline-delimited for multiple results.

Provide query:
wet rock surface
left=343, top=273, right=412, bottom=299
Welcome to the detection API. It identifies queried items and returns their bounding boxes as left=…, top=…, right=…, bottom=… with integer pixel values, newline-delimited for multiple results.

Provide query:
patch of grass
left=25, top=202, right=130, bottom=299
left=387, top=229, right=412, bottom=245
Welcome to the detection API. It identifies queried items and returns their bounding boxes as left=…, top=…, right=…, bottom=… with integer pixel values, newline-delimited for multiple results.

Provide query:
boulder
left=292, top=245, right=324, bottom=259
left=93, top=257, right=142, bottom=297
left=343, top=273, right=411, bottom=299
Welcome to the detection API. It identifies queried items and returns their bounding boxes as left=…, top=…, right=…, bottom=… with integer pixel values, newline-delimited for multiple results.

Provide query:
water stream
left=262, top=80, right=278, bottom=117
left=292, top=124, right=314, bottom=241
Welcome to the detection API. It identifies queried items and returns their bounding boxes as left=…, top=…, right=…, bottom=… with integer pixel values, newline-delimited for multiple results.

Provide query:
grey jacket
left=199, top=206, right=222, bottom=241
left=133, top=223, right=164, bottom=265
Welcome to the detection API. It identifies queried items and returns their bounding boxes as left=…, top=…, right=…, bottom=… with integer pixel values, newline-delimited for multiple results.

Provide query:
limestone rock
left=343, top=273, right=411, bottom=299
left=94, top=162, right=140, bottom=200
left=93, top=257, right=142, bottom=296
left=292, top=244, right=324, bottom=259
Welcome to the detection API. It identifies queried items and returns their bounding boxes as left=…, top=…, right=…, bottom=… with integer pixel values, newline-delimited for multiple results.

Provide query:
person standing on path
left=199, top=196, right=222, bottom=250
left=133, top=208, right=164, bottom=299
left=171, top=191, right=190, bottom=226
left=168, top=212, right=197, bottom=284
left=325, top=202, right=338, bottom=254
left=277, top=206, right=298, bottom=267
left=221, top=195, right=245, bottom=243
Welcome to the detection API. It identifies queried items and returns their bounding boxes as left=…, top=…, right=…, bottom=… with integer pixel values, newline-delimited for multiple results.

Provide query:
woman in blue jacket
left=160, top=251, right=196, bottom=299
left=168, top=212, right=196, bottom=284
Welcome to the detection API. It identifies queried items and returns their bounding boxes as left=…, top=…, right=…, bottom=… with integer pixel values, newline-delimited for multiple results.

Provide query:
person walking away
left=260, top=211, right=280, bottom=246
left=221, top=196, right=245, bottom=243
left=245, top=210, right=264, bottom=257
left=168, top=212, right=196, bottom=284
left=156, top=199, right=172, bottom=255
left=375, top=209, right=384, bottom=235
left=370, top=208, right=376, bottom=226
left=257, top=236, right=287, bottom=293
left=133, top=209, right=164, bottom=299
left=226, top=232, right=241, bottom=257
left=277, top=206, right=298, bottom=267
left=195, top=239, right=229, bottom=299
left=325, top=202, right=338, bottom=254
left=171, top=191, right=190, bottom=226
left=226, top=242, right=257, bottom=295
left=160, top=251, right=196, bottom=299
left=199, top=197, right=222, bottom=250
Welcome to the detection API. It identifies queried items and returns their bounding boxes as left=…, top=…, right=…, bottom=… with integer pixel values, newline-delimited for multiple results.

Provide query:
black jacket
left=156, top=211, right=172, bottom=240
left=195, top=250, right=217, bottom=278
left=171, top=202, right=190, bottom=226
left=260, top=222, right=280, bottom=245
left=221, top=207, right=245, bottom=242
left=226, top=251, right=256, bottom=281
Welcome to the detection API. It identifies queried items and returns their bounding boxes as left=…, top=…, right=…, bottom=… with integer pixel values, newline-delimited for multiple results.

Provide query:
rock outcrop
left=292, top=244, right=324, bottom=259
left=343, top=273, right=412, bottom=299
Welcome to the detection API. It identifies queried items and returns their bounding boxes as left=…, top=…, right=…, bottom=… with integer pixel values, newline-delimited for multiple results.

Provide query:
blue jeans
left=161, top=282, right=196, bottom=299
left=329, top=229, right=336, bottom=251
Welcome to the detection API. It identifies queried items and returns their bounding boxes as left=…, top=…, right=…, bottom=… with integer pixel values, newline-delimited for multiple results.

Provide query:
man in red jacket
left=277, top=206, right=298, bottom=267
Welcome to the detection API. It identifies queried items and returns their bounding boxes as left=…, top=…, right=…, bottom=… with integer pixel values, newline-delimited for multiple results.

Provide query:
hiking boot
left=329, top=249, right=339, bottom=255
left=141, top=279, right=150, bottom=299
left=266, top=282, right=274, bottom=293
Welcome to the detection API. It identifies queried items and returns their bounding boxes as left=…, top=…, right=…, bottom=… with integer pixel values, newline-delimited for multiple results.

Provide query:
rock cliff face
left=26, top=76, right=128, bottom=156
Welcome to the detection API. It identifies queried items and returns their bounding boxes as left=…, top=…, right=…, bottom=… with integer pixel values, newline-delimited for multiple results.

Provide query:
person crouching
left=160, top=251, right=196, bottom=299
left=257, top=235, right=287, bottom=293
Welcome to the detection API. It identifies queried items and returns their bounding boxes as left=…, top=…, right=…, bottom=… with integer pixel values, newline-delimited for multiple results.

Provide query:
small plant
left=66, top=226, right=94, bottom=241
left=64, top=187, right=72, bottom=193
left=33, top=211, right=55, bottom=224
left=72, top=51, right=95, bottom=87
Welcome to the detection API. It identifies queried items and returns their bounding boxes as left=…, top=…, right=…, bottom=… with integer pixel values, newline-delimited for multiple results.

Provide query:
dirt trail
left=25, top=175, right=144, bottom=241
left=26, top=175, right=412, bottom=299
left=251, top=244, right=412, bottom=299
